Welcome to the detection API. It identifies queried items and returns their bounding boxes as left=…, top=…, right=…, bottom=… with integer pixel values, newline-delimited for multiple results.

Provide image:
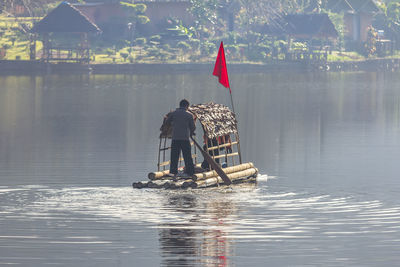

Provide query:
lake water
left=1, top=71, right=400, bottom=266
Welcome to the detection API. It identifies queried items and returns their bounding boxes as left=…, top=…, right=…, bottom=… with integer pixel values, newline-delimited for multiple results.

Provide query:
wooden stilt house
left=31, top=1, right=101, bottom=63
left=263, top=13, right=338, bottom=62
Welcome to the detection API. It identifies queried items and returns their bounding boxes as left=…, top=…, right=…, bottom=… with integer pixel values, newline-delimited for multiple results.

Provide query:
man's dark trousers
left=170, top=140, right=194, bottom=175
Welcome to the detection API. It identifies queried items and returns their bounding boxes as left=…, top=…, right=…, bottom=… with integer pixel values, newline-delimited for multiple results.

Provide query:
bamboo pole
left=206, top=141, right=238, bottom=151
left=157, top=138, right=162, bottom=171
left=136, top=167, right=257, bottom=189
left=193, top=141, right=197, bottom=165
left=235, top=133, right=242, bottom=164
left=148, top=162, right=254, bottom=180
left=159, top=154, right=197, bottom=167
left=193, top=162, right=254, bottom=180
left=212, top=152, right=239, bottom=160
left=196, top=167, right=258, bottom=188
left=162, top=137, right=167, bottom=171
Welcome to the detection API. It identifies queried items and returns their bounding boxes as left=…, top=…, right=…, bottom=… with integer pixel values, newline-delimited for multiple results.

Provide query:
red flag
left=213, top=41, right=231, bottom=93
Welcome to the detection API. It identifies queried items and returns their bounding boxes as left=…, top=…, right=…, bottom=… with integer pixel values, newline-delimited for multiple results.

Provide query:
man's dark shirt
left=165, top=107, right=195, bottom=140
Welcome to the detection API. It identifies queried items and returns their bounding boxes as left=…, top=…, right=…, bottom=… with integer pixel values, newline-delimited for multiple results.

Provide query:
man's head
left=179, top=99, right=190, bottom=109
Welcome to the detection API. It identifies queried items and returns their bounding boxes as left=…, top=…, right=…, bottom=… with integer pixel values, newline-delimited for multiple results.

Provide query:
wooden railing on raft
left=157, top=132, right=242, bottom=172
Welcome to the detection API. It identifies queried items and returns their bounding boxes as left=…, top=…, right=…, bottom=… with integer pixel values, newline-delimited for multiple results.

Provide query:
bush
left=9, top=36, right=16, bottom=45
left=146, top=47, right=171, bottom=61
left=2, top=44, right=11, bottom=50
left=105, top=48, right=115, bottom=56
left=162, top=44, right=171, bottom=51
left=225, top=45, right=238, bottom=55
left=227, top=32, right=239, bottom=44
left=147, top=47, right=160, bottom=57
left=292, top=42, right=307, bottom=51
left=256, top=44, right=271, bottom=56
left=135, top=37, right=146, bottom=46
left=120, top=52, right=129, bottom=61
left=200, top=41, right=216, bottom=56
left=149, top=35, right=161, bottom=45
left=189, top=39, right=200, bottom=51
left=247, top=31, right=262, bottom=45
left=177, top=41, right=190, bottom=52
left=245, top=49, right=265, bottom=62
left=158, top=50, right=170, bottom=61
left=189, top=54, right=202, bottom=62
left=116, top=39, right=129, bottom=50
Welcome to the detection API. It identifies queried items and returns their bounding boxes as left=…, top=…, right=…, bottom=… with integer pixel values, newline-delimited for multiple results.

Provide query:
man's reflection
left=158, top=192, right=238, bottom=267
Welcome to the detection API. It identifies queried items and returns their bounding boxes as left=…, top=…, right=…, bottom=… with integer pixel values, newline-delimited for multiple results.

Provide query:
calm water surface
left=1, top=71, right=400, bottom=266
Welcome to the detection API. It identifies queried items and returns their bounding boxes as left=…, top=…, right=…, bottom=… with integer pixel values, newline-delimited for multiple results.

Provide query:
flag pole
left=229, top=87, right=236, bottom=115
left=213, top=41, right=242, bottom=164
left=213, top=41, right=236, bottom=115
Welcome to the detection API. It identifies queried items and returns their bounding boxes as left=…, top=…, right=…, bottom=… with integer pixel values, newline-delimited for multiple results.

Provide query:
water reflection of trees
left=158, top=192, right=238, bottom=267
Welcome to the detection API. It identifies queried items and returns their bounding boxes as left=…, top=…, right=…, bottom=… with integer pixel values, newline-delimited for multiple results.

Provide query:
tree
left=189, top=0, right=219, bottom=38
left=98, top=2, right=149, bottom=40
left=120, top=1, right=149, bottom=39
left=387, top=2, right=400, bottom=29
left=374, top=2, right=400, bottom=49
left=1, top=0, right=60, bottom=16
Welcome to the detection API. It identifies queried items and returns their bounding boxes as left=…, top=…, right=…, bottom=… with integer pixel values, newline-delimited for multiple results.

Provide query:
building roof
left=326, top=0, right=353, bottom=13
left=346, top=0, right=379, bottom=13
left=31, top=1, right=101, bottom=33
left=264, top=13, right=338, bottom=39
left=160, top=102, right=238, bottom=139
left=326, top=0, right=379, bottom=13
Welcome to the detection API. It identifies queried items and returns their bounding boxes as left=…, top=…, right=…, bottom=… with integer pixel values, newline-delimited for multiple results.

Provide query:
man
left=165, top=99, right=195, bottom=176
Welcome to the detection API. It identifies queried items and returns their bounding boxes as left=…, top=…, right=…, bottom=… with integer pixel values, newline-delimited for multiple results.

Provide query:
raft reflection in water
left=158, top=191, right=242, bottom=266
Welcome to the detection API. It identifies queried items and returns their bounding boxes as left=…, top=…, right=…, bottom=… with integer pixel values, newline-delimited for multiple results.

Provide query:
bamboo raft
left=133, top=162, right=258, bottom=189
left=132, top=102, right=259, bottom=189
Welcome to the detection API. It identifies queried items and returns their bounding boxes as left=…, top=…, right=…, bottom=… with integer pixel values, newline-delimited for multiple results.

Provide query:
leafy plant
left=364, top=26, right=377, bottom=57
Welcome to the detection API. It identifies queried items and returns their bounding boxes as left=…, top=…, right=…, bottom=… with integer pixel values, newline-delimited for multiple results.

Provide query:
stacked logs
left=132, top=162, right=258, bottom=189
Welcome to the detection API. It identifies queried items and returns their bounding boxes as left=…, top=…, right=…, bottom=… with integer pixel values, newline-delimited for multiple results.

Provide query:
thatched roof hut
left=160, top=102, right=238, bottom=139
left=31, top=1, right=101, bottom=33
left=189, top=103, right=238, bottom=139
left=264, top=13, right=338, bottom=39
left=30, top=1, right=101, bottom=63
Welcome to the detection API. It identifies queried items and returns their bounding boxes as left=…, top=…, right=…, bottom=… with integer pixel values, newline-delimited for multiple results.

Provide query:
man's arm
left=189, top=114, right=196, bottom=136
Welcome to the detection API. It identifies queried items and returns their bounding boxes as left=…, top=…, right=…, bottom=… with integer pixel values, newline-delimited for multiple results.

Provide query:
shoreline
left=1, top=58, right=400, bottom=75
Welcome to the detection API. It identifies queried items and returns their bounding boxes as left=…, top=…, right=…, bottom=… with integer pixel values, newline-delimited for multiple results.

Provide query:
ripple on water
left=1, top=184, right=400, bottom=266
